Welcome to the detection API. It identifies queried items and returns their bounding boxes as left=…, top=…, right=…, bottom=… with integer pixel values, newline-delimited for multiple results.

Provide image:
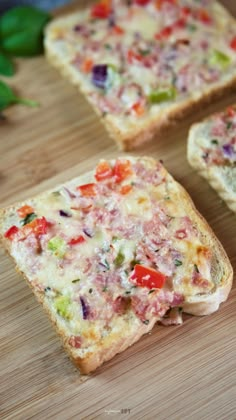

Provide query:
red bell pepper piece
left=156, top=0, right=177, bottom=10
left=68, top=236, right=85, bottom=245
left=198, top=9, right=211, bottom=24
left=78, top=183, right=96, bottom=197
left=17, top=205, right=34, bottom=218
left=130, top=264, right=166, bottom=289
left=27, top=217, right=48, bottom=236
left=120, top=184, right=133, bottom=195
left=226, top=106, right=236, bottom=118
left=95, top=161, right=113, bottom=181
left=113, top=159, right=132, bottom=183
left=127, top=49, right=143, bottom=63
left=134, top=0, right=151, bottom=5
left=81, top=58, right=94, bottom=73
left=91, top=1, right=111, bottom=19
left=4, top=225, right=19, bottom=240
left=230, top=36, right=236, bottom=51
left=131, top=101, right=145, bottom=116
left=112, top=25, right=124, bottom=35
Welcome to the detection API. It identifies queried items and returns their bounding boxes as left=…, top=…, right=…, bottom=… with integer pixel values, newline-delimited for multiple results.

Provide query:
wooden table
left=1, top=1, right=236, bottom=418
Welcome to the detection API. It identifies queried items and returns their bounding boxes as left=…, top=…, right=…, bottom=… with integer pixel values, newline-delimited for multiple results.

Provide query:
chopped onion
left=92, top=64, right=108, bottom=89
left=80, top=297, right=89, bottom=320
left=59, top=210, right=72, bottom=217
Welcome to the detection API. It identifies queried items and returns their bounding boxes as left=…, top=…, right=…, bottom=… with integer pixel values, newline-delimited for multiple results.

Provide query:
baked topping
left=199, top=106, right=236, bottom=166
left=49, top=0, right=236, bottom=123
left=3, top=158, right=214, bottom=349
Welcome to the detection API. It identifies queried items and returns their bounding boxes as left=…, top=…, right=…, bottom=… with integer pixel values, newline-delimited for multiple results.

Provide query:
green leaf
left=0, top=6, right=50, bottom=39
left=2, top=31, right=43, bottom=57
left=0, top=80, right=39, bottom=111
left=0, top=52, right=14, bottom=76
left=148, top=87, right=176, bottom=104
left=0, top=6, right=51, bottom=57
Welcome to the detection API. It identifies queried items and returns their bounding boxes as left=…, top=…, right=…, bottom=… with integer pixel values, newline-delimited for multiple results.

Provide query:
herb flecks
left=20, top=212, right=37, bottom=226
left=175, top=259, right=183, bottom=267
left=194, top=264, right=199, bottom=273
left=114, top=251, right=125, bottom=267
left=72, top=279, right=80, bottom=283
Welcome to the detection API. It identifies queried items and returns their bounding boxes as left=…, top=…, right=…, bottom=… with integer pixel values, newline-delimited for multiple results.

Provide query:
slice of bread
left=45, top=0, right=236, bottom=150
left=0, top=157, right=233, bottom=374
left=188, top=105, right=236, bottom=213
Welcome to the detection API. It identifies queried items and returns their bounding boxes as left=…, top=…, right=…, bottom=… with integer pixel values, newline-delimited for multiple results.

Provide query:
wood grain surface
left=1, top=1, right=236, bottom=419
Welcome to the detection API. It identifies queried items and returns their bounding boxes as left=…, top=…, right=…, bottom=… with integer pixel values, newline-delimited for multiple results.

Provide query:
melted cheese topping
left=196, top=106, right=236, bottom=167
left=47, top=0, right=236, bottom=132
left=3, top=157, right=216, bottom=351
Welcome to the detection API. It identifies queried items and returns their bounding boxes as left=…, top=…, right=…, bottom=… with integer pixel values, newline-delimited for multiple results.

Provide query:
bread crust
left=44, top=2, right=236, bottom=151
left=188, top=120, right=236, bottom=214
left=0, top=157, right=233, bottom=373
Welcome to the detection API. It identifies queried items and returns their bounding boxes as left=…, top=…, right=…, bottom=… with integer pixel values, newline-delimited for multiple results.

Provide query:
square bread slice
left=187, top=105, right=236, bottom=213
left=45, top=0, right=236, bottom=150
left=0, top=157, right=233, bottom=374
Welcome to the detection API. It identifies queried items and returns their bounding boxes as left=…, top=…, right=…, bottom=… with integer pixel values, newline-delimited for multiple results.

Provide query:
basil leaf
left=0, top=80, right=39, bottom=111
left=0, top=52, right=14, bottom=77
left=2, top=31, right=44, bottom=57
left=0, top=6, right=51, bottom=57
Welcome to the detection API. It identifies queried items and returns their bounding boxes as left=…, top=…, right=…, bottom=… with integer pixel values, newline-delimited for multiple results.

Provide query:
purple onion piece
left=108, top=13, right=115, bottom=27
left=222, top=143, right=234, bottom=157
left=59, top=210, right=72, bottom=217
left=92, top=64, right=108, bottom=89
left=74, top=24, right=82, bottom=32
left=80, top=297, right=89, bottom=320
left=63, top=187, right=76, bottom=199
left=83, top=228, right=94, bottom=238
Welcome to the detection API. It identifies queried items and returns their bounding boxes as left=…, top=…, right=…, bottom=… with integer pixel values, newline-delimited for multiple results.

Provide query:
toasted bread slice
left=0, top=157, right=233, bottom=373
left=45, top=0, right=236, bottom=150
left=188, top=105, right=236, bottom=213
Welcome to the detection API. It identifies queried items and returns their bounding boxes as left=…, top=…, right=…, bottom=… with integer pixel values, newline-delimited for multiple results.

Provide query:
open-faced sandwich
left=45, top=0, right=236, bottom=149
left=0, top=157, right=233, bottom=373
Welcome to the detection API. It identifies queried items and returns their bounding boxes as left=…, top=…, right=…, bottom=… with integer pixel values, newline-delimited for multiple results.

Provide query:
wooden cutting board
left=1, top=1, right=236, bottom=419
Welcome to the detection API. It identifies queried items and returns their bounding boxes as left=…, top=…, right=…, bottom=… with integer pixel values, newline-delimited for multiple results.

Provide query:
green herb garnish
left=89, top=288, right=93, bottom=294
left=148, top=289, right=155, bottom=294
left=0, top=6, right=51, bottom=57
left=211, top=139, right=219, bottom=145
left=72, top=279, right=80, bottom=283
left=0, top=51, right=14, bottom=76
left=20, top=212, right=37, bottom=226
left=130, top=259, right=141, bottom=270
left=187, top=23, right=197, bottom=32
left=227, top=121, right=233, bottom=130
left=102, top=286, right=108, bottom=292
left=194, top=264, right=199, bottom=273
left=175, top=259, right=183, bottom=267
left=139, top=49, right=151, bottom=56
left=114, top=251, right=125, bottom=267
left=143, top=320, right=149, bottom=325
left=0, top=80, right=39, bottom=112
left=104, top=43, right=112, bottom=50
